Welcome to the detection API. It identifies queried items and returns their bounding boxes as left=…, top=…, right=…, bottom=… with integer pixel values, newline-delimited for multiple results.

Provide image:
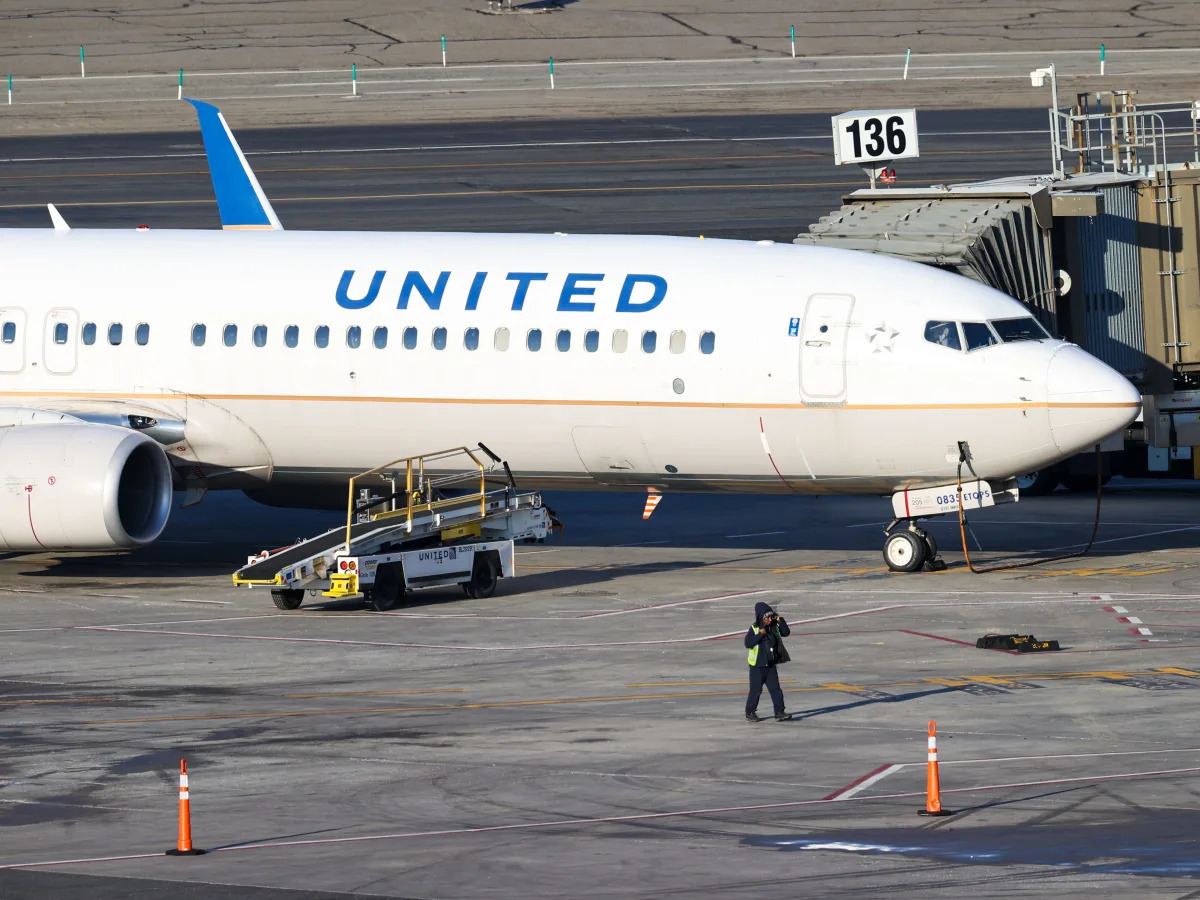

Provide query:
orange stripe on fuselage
left=0, top=390, right=1141, bottom=412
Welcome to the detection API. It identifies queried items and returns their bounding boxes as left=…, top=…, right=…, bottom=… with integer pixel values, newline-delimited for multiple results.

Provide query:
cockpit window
left=924, top=320, right=961, bottom=351
left=962, top=321, right=998, bottom=351
left=990, top=317, right=1050, bottom=343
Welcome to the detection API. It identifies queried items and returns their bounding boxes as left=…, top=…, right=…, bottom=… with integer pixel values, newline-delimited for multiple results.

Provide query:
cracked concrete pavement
left=5, top=3, right=1200, bottom=139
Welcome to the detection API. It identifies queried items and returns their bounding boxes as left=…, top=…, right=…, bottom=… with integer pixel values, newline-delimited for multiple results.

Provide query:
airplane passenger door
left=43, top=308, right=79, bottom=375
left=0, top=308, right=27, bottom=373
left=799, top=293, right=855, bottom=403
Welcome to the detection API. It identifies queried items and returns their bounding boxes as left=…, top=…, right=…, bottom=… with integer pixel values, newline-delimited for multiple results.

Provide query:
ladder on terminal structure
left=232, top=445, right=554, bottom=593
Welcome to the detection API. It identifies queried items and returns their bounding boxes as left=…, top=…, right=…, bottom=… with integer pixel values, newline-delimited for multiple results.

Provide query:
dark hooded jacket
left=744, top=601, right=791, bottom=667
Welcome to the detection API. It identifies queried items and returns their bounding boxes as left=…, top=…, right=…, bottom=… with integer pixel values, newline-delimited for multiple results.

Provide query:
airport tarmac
left=3, top=483, right=1200, bottom=897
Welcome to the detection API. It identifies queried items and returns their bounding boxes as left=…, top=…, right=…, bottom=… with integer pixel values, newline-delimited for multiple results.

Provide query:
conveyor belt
left=235, top=519, right=385, bottom=583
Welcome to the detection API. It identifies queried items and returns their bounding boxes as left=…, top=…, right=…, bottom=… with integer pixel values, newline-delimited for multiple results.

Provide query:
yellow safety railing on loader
left=343, top=446, right=491, bottom=555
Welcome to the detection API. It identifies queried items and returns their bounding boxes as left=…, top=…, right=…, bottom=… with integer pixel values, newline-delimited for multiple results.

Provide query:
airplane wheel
left=919, top=530, right=937, bottom=559
left=463, top=553, right=500, bottom=599
left=271, top=589, right=304, bottom=610
left=370, top=563, right=404, bottom=612
left=883, top=531, right=926, bottom=573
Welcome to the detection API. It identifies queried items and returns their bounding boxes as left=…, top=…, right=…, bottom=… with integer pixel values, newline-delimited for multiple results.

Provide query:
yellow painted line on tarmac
left=284, top=688, right=467, bottom=699
left=0, top=147, right=1041, bottom=184
left=625, top=680, right=798, bottom=687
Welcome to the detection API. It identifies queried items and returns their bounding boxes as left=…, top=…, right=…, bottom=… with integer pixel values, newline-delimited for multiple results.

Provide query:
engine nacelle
left=0, top=423, right=172, bottom=551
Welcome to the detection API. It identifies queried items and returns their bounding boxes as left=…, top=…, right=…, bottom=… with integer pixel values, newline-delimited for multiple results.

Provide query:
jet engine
left=0, top=423, right=172, bottom=551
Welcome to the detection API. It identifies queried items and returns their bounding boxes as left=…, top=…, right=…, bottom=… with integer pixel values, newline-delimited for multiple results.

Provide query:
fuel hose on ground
left=955, top=445, right=1103, bottom=574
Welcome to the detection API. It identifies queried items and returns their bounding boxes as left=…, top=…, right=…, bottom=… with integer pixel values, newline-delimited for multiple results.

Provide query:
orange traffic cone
left=165, top=759, right=206, bottom=855
left=917, top=720, right=953, bottom=816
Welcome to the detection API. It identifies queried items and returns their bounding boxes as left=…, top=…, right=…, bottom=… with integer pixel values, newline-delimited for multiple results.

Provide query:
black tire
left=883, top=531, right=926, bottom=573
left=918, top=529, right=938, bottom=560
left=463, top=552, right=500, bottom=599
left=369, top=563, right=404, bottom=612
left=271, top=589, right=304, bottom=610
left=1016, top=469, right=1061, bottom=496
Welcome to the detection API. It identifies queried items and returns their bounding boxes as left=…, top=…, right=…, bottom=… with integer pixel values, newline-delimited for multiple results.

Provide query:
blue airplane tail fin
left=185, top=99, right=283, bottom=231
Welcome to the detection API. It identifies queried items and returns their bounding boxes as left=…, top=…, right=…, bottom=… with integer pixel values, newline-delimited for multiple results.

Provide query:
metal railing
left=342, top=445, right=495, bottom=553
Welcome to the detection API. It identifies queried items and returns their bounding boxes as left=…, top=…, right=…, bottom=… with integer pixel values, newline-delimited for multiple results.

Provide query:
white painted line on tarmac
left=578, top=589, right=770, bottom=619
left=612, top=540, right=671, bottom=546
left=173, top=599, right=232, bottom=605
left=823, top=763, right=903, bottom=801
left=725, top=530, right=786, bottom=539
left=1043, top=524, right=1200, bottom=552
left=75, top=625, right=749, bottom=652
left=10, top=763, right=1200, bottom=868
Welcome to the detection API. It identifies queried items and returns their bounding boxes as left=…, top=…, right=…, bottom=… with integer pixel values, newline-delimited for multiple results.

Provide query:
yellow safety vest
left=747, top=626, right=764, bottom=665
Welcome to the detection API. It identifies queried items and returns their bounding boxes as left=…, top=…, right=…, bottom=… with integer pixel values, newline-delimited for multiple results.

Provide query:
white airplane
left=0, top=101, right=1140, bottom=571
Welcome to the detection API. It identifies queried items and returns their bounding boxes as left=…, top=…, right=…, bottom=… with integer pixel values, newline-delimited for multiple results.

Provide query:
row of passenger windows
left=188, top=324, right=717, bottom=355
left=8, top=320, right=719, bottom=356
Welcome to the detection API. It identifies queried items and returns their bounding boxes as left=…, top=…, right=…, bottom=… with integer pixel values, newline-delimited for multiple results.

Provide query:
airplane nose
left=1046, top=344, right=1141, bottom=455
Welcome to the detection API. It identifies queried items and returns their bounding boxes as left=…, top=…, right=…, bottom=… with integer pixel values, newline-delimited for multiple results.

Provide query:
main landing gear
left=882, top=520, right=946, bottom=573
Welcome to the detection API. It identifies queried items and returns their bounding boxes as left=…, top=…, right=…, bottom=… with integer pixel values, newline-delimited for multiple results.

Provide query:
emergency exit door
left=799, top=293, right=854, bottom=403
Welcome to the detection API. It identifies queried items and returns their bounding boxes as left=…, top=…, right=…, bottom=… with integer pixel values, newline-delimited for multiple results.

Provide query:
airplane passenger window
left=962, top=322, right=998, bottom=351
left=699, top=331, right=716, bottom=354
left=431, top=327, right=447, bottom=350
left=0, top=323, right=14, bottom=344
left=82, top=323, right=96, bottom=346
left=669, top=330, right=686, bottom=354
left=136, top=323, right=149, bottom=346
left=284, top=325, right=299, bottom=348
left=464, top=327, right=479, bottom=351
left=347, top=325, right=361, bottom=349
left=642, top=330, right=657, bottom=353
left=373, top=326, right=388, bottom=349
left=253, top=325, right=267, bottom=348
left=556, top=329, right=570, bottom=352
left=403, top=327, right=418, bottom=350
left=923, top=320, right=961, bottom=351
left=612, top=329, right=628, bottom=353
left=191, top=324, right=206, bottom=347
left=584, top=330, right=599, bottom=352
left=315, top=326, right=329, bottom=349
left=990, top=317, right=1050, bottom=343
left=494, top=327, right=509, bottom=351
left=53, top=323, right=69, bottom=345
left=527, top=328, right=542, bottom=352
left=222, top=324, right=237, bottom=347
left=109, top=323, right=124, bottom=346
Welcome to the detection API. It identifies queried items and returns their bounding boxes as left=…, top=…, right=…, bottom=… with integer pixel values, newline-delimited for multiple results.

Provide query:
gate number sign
left=831, top=109, right=919, bottom=165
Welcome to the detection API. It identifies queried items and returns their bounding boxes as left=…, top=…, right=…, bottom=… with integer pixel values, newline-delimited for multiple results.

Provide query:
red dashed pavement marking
left=1102, top=601, right=1160, bottom=642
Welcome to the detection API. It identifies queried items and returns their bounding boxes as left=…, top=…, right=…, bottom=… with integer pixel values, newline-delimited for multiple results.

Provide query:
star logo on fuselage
left=866, top=322, right=900, bottom=353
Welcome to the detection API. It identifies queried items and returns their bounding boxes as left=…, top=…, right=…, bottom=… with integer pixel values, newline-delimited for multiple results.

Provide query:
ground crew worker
left=744, top=601, right=793, bottom=722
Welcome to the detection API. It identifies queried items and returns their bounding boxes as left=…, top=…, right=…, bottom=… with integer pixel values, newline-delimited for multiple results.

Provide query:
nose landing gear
left=882, top=520, right=945, bottom=573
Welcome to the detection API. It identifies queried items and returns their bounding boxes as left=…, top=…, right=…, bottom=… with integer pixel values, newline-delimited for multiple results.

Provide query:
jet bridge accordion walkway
left=232, top=445, right=556, bottom=598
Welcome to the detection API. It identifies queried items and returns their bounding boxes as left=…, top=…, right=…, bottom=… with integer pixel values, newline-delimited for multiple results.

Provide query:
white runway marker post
left=177, top=68, right=182, bottom=100
left=441, top=35, right=447, bottom=68
left=549, top=57, right=555, bottom=89
left=6, top=75, right=10, bottom=106
left=79, top=46, right=85, bottom=78
left=1100, top=44, right=1106, bottom=76
left=903, top=48, right=911, bottom=80
left=790, top=25, right=796, bottom=59
left=352, top=63, right=357, bottom=96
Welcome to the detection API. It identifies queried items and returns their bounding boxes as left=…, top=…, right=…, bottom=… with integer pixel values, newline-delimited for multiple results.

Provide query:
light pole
left=1030, top=65, right=1063, bottom=177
